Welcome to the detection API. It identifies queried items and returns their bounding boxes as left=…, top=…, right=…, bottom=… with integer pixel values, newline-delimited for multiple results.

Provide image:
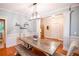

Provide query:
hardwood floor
left=0, top=44, right=79, bottom=56
left=32, top=47, right=47, bottom=56
left=0, top=44, right=65, bottom=56
left=0, top=46, right=17, bottom=56
left=0, top=38, right=79, bottom=56
left=0, top=44, right=67, bottom=56
left=56, top=43, right=67, bottom=55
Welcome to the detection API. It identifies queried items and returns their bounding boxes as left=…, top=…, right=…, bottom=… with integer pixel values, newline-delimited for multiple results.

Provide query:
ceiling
left=0, top=3, right=79, bottom=17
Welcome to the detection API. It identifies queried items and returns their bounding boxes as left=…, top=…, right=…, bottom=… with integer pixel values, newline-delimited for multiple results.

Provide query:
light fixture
left=31, top=3, right=40, bottom=20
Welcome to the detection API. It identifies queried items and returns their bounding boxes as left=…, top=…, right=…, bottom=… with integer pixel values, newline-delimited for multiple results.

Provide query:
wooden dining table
left=19, top=36, right=61, bottom=56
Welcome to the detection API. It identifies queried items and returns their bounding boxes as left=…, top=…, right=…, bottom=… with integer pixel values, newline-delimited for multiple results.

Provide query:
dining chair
left=67, top=40, right=79, bottom=56
left=54, top=40, right=79, bottom=56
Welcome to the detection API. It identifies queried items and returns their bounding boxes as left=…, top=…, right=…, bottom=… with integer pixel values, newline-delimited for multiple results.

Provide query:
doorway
left=0, top=19, right=6, bottom=48
left=40, top=14, right=64, bottom=40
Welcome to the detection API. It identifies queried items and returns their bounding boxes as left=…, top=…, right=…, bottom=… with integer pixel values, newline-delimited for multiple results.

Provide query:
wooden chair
left=54, top=40, right=79, bottom=56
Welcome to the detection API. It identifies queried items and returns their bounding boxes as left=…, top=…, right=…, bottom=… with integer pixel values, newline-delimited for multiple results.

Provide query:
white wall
left=0, top=9, right=31, bottom=47
left=43, top=14, right=64, bottom=40
left=71, top=6, right=79, bottom=36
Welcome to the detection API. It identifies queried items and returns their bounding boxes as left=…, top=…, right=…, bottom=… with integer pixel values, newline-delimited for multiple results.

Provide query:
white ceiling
left=0, top=3, right=79, bottom=17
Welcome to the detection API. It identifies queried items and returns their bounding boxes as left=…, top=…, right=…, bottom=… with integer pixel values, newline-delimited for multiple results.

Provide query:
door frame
left=0, top=19, right=6, bottom=48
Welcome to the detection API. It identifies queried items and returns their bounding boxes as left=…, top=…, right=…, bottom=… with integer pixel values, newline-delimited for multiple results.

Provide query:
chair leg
left=16, top=52, right=21, bottom=56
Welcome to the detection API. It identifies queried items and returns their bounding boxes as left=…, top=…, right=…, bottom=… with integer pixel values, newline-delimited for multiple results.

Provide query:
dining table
left=19, top=36, right=61, bottom=56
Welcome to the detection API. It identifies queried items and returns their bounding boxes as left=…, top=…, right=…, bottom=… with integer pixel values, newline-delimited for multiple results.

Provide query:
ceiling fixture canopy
left=33, top=3, right=37, bottom=5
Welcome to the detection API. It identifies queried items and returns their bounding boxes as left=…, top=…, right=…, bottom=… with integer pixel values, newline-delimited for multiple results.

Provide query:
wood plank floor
left=0, top=44, right=65, bottom=56
left=0, top=47, right=17, bottom=56
left=0, top=44, right=79, bottom=56
left=0, top=38, right=79, bottom=56
left=0, top=38, right=67, bottom=56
